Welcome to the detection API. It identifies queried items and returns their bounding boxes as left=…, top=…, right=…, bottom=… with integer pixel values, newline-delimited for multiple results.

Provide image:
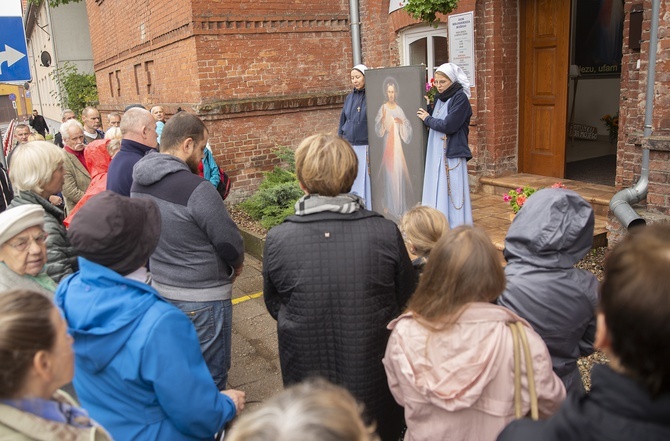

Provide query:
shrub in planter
left=238, top=147, right=303, bottom=229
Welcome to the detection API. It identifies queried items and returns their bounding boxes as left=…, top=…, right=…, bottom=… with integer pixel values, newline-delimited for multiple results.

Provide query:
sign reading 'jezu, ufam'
left=0, top=0, right=30, bottom=83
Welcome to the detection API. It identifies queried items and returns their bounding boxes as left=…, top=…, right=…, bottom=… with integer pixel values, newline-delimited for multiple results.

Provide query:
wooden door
left=519, top=0, right=571, bottom=177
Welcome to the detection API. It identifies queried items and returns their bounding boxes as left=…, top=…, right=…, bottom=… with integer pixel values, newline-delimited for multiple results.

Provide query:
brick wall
left=609, top=0, right=670, bottom=242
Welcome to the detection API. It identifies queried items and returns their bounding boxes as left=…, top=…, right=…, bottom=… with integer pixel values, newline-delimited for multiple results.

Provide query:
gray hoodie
left=131, top=153, right=244, bottom=301
left=497, top=188, right=598, bottom=394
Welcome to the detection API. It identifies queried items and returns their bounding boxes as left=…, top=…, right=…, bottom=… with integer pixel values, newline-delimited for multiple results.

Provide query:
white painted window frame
left=400, top=24, right=448, bottom=77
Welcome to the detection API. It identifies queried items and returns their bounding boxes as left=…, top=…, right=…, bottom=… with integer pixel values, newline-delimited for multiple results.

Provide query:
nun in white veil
left=417, top=63, right=473, bottom=227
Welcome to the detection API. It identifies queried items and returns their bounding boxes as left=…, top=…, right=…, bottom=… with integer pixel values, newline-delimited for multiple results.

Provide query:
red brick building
left=87, top=0, right=669, bottom=231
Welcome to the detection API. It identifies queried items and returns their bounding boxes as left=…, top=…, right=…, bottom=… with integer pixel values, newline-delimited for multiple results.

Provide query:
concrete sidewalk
left=228, top=253, right=282, bottom=413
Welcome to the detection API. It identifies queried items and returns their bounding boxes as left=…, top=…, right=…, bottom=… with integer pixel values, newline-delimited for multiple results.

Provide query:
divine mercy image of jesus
left=374, top=77, right=413, bottom=220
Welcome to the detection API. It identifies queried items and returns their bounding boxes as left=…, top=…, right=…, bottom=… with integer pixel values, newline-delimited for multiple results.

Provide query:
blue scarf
left=1, top=396, right=93, bottom=428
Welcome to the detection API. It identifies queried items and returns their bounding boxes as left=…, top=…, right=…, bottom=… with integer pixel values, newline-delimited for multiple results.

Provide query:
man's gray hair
left=120, top=108, right=152, bottom=137
left=61, top=109, right=75, bottom=120
left=60, top=119, right=84, bottom=140
left=82, top=106, right=98, bottom=118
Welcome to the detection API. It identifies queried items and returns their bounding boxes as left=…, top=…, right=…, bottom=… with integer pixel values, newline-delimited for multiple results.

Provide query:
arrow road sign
left=0, top=1, right=31, bottom=82
left=0, top=44, right=26, bottom=75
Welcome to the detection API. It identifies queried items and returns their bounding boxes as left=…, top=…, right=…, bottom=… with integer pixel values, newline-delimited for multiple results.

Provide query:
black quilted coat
left=263, top=209, right=415, bottom=441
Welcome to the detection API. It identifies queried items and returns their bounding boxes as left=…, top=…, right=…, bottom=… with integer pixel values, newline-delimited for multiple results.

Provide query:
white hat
left=436, top=63, right=471, bottom=98
left=352, top=64, right=368, bottom=76
left=0, top=205, right=45, bottom=246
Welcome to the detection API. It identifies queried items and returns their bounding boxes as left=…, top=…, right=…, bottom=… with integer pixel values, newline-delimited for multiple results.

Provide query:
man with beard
left=130, top=112, right=244, bottom=391
left=61, top=120, right=91, bottom=212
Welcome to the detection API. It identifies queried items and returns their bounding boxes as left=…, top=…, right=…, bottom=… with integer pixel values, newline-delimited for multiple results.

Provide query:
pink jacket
left=383, top=303, right=566, bottom=441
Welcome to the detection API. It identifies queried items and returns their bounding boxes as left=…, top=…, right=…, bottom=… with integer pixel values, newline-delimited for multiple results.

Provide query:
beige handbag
left=507, top=321, right=539, bottom=420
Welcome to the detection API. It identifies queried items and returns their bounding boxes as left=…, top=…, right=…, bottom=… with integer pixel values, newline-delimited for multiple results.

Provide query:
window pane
left=434, top=36, right=448, bottom=67
left=409, top=38, right=427, bottom=66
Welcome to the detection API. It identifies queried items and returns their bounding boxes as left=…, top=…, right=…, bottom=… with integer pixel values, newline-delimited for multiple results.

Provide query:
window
left=401, top=24, right=448, bottom=82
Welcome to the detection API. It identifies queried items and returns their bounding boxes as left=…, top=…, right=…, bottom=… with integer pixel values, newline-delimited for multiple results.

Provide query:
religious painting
left=366, top=66, right=427, bottom=223
left=574, top=0, right=624, bottom=76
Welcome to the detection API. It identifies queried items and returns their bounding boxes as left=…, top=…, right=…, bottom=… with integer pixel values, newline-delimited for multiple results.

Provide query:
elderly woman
left=263, top=133, right=415, bottom=441
left=0, top=205, right=56, bottom=296
left=227, top=379, right=379, bottom=441
left=8, top=141, right=78, bottom=282
left=0, top=289, right=112, bottom=440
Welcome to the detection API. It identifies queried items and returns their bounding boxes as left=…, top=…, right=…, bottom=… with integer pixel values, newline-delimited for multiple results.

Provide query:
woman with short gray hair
left=9, top=141, right=77, bottom=282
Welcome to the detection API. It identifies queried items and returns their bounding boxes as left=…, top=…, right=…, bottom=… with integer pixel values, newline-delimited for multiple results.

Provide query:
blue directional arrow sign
left=0, top=12, right=30, bottom=82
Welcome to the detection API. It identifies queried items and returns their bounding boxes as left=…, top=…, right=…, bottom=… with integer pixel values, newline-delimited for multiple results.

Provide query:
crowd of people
left=0, top=78, right=668, bottom=441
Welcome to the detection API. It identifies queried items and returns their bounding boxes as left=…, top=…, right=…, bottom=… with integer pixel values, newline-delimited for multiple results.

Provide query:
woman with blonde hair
left=263, top=133, right=415, bottom=441
left=227, top=379, right=379, bottom=441
left=0, top=289, right=112, bottom=440
left=8, top=141, right=77, bottom=282
left=400, top=205, right=448, bottom=274
left=383, top=226, right=565, bottom=441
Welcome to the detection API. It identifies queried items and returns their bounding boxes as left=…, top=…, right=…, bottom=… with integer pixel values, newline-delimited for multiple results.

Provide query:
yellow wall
left=0, top=84, right=33, bottom=119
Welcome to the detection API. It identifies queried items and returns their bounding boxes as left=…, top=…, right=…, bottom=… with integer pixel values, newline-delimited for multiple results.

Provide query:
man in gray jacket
left=131, top=112, right=244, bottom=390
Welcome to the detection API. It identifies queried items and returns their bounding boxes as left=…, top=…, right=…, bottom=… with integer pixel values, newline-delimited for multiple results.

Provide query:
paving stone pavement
left=228, top=253, right=283, bottom=414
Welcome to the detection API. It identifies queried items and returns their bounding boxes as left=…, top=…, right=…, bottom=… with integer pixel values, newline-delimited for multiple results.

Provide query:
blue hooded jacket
left=55, top=258, right=236, bottom=441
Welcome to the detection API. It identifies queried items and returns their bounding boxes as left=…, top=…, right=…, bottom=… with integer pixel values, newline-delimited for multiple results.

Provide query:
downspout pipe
left=349, top=0, right=362, bottom=66
left=610, top=0, right=660, bottom=230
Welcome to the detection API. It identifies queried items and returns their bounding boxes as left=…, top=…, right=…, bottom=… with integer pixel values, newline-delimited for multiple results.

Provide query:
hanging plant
left=403, top=0, right=460, bottom=27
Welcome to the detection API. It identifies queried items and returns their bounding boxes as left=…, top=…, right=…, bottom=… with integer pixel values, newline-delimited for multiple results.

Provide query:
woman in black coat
left=263, top=133, right=415, bottom=441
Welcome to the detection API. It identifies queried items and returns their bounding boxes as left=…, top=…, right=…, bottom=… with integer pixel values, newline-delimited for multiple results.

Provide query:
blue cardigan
left=424, top=90, right=473, bottom=160
left=338, top=88, right=368, bottom=145
left=56, top=258, right=236, bottom=441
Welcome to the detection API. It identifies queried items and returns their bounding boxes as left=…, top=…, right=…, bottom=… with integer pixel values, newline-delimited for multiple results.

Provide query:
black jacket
left=0, top=163, right=13, bottom=212
left=29, top=114, right=49, bottom=136
left=497, top=364, right=670, bottom=441
left=263, top=209, right=415, bottom=441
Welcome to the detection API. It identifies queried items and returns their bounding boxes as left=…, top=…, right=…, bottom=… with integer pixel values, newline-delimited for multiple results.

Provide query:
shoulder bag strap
left=507, top=321, right=539, bottom=421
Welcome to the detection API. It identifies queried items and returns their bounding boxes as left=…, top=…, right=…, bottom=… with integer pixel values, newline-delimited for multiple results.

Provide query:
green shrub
left=403, top=0, right=460, bottom=27
left=238, top=147, right=303, bottom=229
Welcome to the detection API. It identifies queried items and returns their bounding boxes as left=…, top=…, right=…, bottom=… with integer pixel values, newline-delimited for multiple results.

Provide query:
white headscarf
left=436, top=63, right=471, bottom=98
left=352, top=64, right=368, bottom=76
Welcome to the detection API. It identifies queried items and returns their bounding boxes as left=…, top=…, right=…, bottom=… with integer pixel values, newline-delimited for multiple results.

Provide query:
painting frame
left=366, top=66, right=428, bottom=223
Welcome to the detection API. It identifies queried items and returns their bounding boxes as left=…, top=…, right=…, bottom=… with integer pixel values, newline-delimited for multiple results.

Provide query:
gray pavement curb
left=240, top=228, right=265, bottom=262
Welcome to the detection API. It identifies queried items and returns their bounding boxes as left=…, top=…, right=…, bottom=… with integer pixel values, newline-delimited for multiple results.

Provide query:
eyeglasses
left=6, top=232, right=49, bottom=252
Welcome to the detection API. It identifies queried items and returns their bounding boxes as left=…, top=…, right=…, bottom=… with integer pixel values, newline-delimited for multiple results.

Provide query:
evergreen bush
left=238, top=146, right=303, bottom=229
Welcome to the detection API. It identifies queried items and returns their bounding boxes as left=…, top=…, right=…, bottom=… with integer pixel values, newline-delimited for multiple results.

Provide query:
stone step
left=479, top=173, right=615, bottom=217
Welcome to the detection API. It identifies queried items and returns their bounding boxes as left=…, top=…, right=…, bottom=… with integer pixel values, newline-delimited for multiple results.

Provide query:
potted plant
left=503, top=183, right=566, bottom=220
left=601, top=113, right=619, bottom=144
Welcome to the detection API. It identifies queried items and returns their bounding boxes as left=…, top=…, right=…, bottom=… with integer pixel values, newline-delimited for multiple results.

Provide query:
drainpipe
left=349, top=0, right=362, bottom=66
left=609, top=0, right=660, bottom=230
